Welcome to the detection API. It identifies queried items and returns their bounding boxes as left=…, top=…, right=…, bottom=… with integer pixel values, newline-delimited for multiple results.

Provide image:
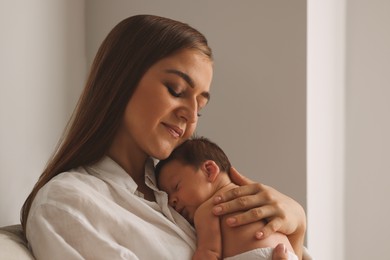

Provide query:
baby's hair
left=155, top=136, right=231, bottom=179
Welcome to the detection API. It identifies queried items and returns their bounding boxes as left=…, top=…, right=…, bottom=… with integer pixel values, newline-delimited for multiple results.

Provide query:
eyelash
left=165, top=85, right=202, bottom=117
left=166, top=85, right=182, bottom=98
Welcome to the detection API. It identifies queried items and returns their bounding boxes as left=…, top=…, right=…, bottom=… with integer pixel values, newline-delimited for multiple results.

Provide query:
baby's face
left=158, top=160, right=214, bottom=224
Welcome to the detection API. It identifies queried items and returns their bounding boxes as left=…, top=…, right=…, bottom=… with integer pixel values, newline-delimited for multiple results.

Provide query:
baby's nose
left=169, top=197, right=178, bottom=209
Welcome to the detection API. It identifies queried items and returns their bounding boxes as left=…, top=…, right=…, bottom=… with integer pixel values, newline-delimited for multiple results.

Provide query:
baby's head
left=156, top=137, right=231, bottom=224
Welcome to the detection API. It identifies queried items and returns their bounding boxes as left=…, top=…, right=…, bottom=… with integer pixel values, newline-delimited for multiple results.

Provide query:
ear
left=201, top=160, right=220, bottom=183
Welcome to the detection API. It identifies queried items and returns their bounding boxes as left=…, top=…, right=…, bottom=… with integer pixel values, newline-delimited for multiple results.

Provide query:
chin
left=154, top=154, right=170, bottom=160
left=152, top=148, right=174, bottom=160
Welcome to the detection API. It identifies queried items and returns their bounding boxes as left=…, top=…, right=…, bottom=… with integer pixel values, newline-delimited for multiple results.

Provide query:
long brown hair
left=21, top=14, right=212, bottom=230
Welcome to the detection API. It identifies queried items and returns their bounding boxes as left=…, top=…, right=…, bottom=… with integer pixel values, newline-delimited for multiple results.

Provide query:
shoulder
left=30, top=168, right=107, bottom=216
left=45, top=167, right=103, bottom=193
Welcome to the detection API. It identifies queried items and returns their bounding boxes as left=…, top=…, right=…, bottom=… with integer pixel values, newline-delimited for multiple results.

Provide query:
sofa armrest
left=0, top=224, right=35, bottom=260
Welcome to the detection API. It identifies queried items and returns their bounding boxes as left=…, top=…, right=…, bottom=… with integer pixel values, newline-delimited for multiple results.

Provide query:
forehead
left=158, top=160, right=195, bottom=184
left=158, top=161, right=181, bottom=184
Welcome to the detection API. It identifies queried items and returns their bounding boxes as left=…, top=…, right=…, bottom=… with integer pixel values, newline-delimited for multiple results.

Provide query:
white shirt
left=27, top=156, right=313, bottom=260
left=27, top=156, right=196, bottom=260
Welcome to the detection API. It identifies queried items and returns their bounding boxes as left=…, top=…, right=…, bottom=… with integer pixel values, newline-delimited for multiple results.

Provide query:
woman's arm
left=212, top=167, right=306, bottom=259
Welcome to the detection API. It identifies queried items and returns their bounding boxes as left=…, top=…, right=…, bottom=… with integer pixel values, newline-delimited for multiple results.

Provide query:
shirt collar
left=86, top=156, right=160, bottom=196
left=87, top=156, right=138, bottom=194
left=145, top=158, right=159, bottom=191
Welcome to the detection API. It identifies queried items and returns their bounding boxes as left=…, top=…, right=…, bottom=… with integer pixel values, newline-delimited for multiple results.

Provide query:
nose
left=169, top=196, right=178, bottom=209
left=177, top=98, right=198, bottom=124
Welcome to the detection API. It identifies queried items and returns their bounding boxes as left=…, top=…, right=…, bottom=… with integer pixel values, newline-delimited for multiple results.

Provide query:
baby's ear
left=201, top=160, right=220, bottom=182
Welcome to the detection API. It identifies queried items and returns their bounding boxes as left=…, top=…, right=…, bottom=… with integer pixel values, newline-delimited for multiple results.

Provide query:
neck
left=212, top=172, right=238, bottom=196
left=108, top=138, right=156, bottom=202
left=108, top=131, right=148, bottom=183
left=108, top=149, right=147, bottom=182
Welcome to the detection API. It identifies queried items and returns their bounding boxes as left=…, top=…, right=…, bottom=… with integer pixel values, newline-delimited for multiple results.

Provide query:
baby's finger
left=272, top=244, right=289, bottom=260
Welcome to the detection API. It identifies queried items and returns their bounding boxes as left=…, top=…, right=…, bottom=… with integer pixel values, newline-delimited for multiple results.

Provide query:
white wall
left=0, top=0, right=86, bottom=226
left=85, top=0, right=307, bottom=211
left=307, top=1, right=346, bottom=259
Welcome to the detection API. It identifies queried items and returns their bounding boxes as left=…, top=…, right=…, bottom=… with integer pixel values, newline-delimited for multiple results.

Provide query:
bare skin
left=158, top=160, right=296, bottom=259
left=194, top=184, right=294, bottom=259
left=213, top=168, right=306, bottom=259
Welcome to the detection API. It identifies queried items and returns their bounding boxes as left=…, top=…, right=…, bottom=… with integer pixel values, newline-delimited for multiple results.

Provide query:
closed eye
left=165, top=85, right=182, bottom=97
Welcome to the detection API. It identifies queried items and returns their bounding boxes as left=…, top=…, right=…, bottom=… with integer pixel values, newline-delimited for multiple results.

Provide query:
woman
left=21, top=15, right=307, bottom=259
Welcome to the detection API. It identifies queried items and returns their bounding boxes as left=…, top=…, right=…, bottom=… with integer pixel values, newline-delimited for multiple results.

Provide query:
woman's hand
left=272, top=244, right=290, bottom=260
left=212, top=167, right=306, bottom=259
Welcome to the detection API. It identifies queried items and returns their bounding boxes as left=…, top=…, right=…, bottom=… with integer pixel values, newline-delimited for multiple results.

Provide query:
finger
left=258, top=218, right=283, bottom=239
left=229, top=167, right=255, bottom=186
left=213, top=182, right=265, bottom=206
left=224, top=205, right=276, bottom=226
left=272, top=244, right=289, bottom=260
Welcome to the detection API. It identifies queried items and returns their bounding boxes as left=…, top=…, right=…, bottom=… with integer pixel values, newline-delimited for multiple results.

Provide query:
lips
left=176, top=206, right=193, bottom=223
left=181, top=208, right=191, bottom=221
left=162, top=123, right=184, bottom=138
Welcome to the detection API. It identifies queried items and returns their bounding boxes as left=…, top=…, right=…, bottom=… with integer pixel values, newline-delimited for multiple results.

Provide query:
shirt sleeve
left=27, top=202, right=139, bottom=260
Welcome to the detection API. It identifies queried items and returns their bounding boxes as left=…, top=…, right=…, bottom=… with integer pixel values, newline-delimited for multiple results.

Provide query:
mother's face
left=119, top=49, right=213, bottom=160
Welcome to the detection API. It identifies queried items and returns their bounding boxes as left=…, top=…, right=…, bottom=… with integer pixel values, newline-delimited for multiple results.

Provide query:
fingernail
left=213, top=206, right=222, bottom=214
left=275, top=243, right=286, bottom=253
left=280, top=243, right=287, bottom=253
left=226, top=217, right=237, bottom=225
left=213, top=196, right=222, bottom=203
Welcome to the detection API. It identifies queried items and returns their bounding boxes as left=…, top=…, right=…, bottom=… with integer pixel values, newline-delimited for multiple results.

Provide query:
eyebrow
left=164, top=69, right=211, bottom=102
left=165, top=69, right=194, bottom=87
